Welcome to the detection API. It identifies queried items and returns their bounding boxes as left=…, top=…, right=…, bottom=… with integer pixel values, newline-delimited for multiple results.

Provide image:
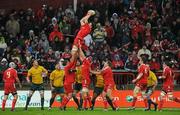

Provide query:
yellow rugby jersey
left=50, top=69, right=64, bottom=87
left=148, top=71, right=157, bottom=87
left=95, top=74, right=104, bottom=88
left=75, top=66, right=82, bottom=83
left=27, top=66, right=47, bottom=84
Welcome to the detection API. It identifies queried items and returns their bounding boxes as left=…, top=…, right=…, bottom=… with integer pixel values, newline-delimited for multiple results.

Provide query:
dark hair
left=141, top=56, right=148, bottom=64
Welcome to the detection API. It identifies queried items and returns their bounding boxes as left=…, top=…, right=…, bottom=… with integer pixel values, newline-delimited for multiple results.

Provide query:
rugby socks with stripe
left=158, top=100, right=164, bottom=110
left=2, top=99, right=6, bottom=111
left=83, top=97, right=87, bottom=109
left=103, top=99, right=108, bottom=109
left=112, top=98, right=118, bottom=108
left=143, top=98, right=148, bottom=108
left=87, top=96, right=92, bottom=107
left=132, top=97, right=137, bottom=107
left=11, top=99, right=17, bottom=111
left=61, top=96, right=70, bottom=107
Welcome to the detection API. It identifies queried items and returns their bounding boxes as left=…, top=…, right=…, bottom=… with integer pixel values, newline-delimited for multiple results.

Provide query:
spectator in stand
left=61, top=46, right=71, bottom=60
left=65, top=4, right=75, bottom=20
left=149, top=57, right=160, bottom=71
left=5, top=15, right=20, bottom=38
left=137, top=45, right=152, bottom=60
left=112, top=55, right=124, bottom=69
left=93, top=23, right=107, bottom=44
left=0, top=58, right=8, bottom=72
left=49, top=17, right=64, bottom=51
left=39, top=32, right=49, bottom=53
left=104, top=20, right=115, bottom=46
left=151, top=40, right=161, bottom=53
left=0, top=33, right=7, bottom=56
left=59, top=16, right=72, bottom=35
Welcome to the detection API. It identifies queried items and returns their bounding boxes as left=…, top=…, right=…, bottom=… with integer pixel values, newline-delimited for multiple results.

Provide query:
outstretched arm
left=80, top=10, right=95, bottom=26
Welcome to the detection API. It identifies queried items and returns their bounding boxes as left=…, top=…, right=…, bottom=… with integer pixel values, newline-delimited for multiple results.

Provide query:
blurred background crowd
left=0, top=0, right=179, bottom=74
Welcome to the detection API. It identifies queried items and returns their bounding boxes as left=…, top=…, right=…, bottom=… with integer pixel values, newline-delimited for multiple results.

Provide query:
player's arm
left=80, top=10, right=95, bottom=26
left=90, top=69, right=101, bottom=75
left=132, top=73, right=143, bottom=83
left=26, top=71, right=31, bottom=83
left=15, top=72, right=22, bottom=88
left=42, top=67, right=48, bottom=77
left=49, top=72, right=54, bottom=90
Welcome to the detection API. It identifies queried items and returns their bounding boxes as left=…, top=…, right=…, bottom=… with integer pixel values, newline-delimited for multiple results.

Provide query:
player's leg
left=129, top=85, right=141, bottom=110
left=72, top=90, right=80, bottom=110
left=91, top=87, right=101, bottom=110
left=145, top=87, right=158, bottom=111
left=39, top=90, right=45, bottom=110
left=158, top=90, right=166, bottom=111
left=106, top=87, right=118, bottom=110
left=2, top=94, right=8, bottom=111
left=49, top=89, right=56, bottom=110
left=141, top=90, right=148, bottom=110
left=79, top=91, right=83, bottom=109
left=82, top=87, right=89, bottom=110
left=25, top=90, right=35, bottom=110
left=168, top=92, right=180, bottom=103
left=60, top=84, right=73, bottom=110
left=11, top=92, right=18, bottom=111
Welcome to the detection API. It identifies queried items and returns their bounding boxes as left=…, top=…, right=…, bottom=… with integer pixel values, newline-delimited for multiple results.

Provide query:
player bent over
left=2, top=62, right=22, bottom=111
left=48, top=63, right=65, bottom=110
left=158, top=61, right=180, bottom=111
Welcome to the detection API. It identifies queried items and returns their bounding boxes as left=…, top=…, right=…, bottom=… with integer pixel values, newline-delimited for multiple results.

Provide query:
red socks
left=2, top=100, right=6, bottom=111
left=83, top=98, right=87, bottom=108
left=12, top=99, right=17, bottom=110
left=103, top=99, right=108, bottom=109
left=87, top=96, right=92, bottom=107
left=132, top=97, right=137, bottom=107
left=61, top=97, right=69, bottom=107
left=143, top=98, right=148, bottom=108
left=112, top=98, right=118, bottom=108
left=158, top=100, right=164, bottom=110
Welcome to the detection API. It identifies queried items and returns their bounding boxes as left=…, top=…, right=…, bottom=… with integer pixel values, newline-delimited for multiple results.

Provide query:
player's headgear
left=9, top=62, right=16, bottom=68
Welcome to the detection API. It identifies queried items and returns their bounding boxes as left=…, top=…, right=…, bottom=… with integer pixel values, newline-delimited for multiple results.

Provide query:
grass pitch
left=0, top=108, right=180, bottom=115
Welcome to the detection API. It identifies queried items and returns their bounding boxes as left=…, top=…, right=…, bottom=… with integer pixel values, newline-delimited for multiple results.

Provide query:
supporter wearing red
left=60, top=53, right=77, bottom=110
left=104, top=20, right=115, bottom=46
left=91, top=59, right=118, bottom=111
left=158, top=60, right=180, bottom=111
left=129, top=56, right=150, bottom=110
left=2, top=62, right=22, bottom=111
left=79, top=46, right=92, bottom=110
left=149, top=58, right=160, bottom=71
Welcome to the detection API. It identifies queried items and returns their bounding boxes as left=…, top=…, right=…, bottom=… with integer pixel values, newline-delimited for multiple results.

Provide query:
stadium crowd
left=0, top=0, right=179, bottom=73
